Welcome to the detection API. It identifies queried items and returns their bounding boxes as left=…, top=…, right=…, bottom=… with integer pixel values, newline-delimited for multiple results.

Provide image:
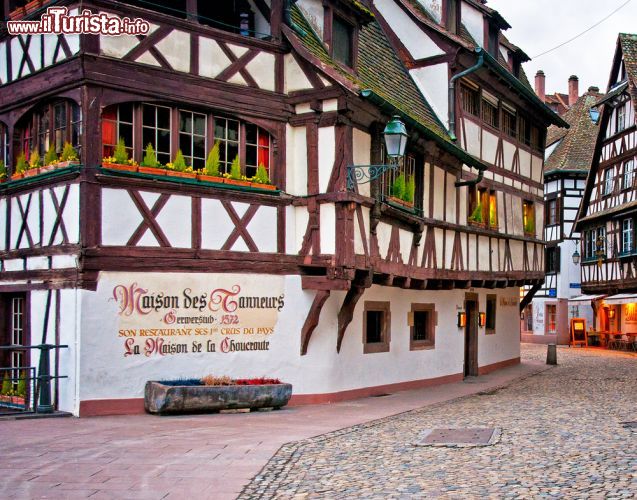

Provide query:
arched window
left=15, top=99, right=81, bottom=162
left=101, top=102, right=272, bottom=177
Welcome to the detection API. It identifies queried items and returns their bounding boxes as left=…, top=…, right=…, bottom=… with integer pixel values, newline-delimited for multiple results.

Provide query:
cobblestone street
left=242, top=346, right=637, bottom=499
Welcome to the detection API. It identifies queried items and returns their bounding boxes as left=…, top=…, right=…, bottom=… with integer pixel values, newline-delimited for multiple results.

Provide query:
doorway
left=464, top=294, right=478, bottom=377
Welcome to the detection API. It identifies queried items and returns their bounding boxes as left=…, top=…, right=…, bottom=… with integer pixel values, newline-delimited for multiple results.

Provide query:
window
left=530, top=126, right=542, bottom=151
left=444, top=0, right=459, bottom=33
left=523, top=304, right=533, bottom=332
left=332, top=14, right=354, bottom=67
left=460, top=83, right=480, bottom=116
left=523, top=201, right=535, bottom=235
left=214, top=117, right=240, bottom=174
left=545, top=246, right=560, bottom=273
left=197, top=0, right=257, bottom=36
left=15, top=100, right=81, bottom=164
left=381, top=149, right=417, bottom=207
left=245, top=123, right=270, bottom=178
left=584, top=229, right=595, bottom=259
left=596, top=226, right=607, bottom=257
left=546, top=304, right=557, bottom=334
left=481, top=94, right=499, bottom=129
left=584, top=227, right=606, bottom=260
left=102, top=103, right=134, bottom=159
left=179, top=110, right=207, bottom=170
left=0, top=294, right=29, bottom=394
left=502, top=105, right=516, bottom=138
left=623, top=160, right=634, bottom=190
left=546, top=198, right=558, bottom=226
left=518, top=115, right=530, bottom=146
left=603, top=168, right=615, bottom=196
left=363, top=301, right=390, bottom=354
left=468, top=188, right=497, bottom=228
left=142, top=104, right=171, bottom=166
left=486, top=295, right=496, bottom=333
left=410, top=304, right=435, bottom=350
left=617, top=103, right=626, bottom=133
left=623, top=218, right=634, bottom=254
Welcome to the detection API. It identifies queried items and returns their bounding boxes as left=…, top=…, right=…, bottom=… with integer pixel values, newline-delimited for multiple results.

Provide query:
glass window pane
left=120, top=124, right=133, bottom=147
left=193, top=136, right=205, bottom=159
left=245, top=123, right=257, bottom=144
left=179, top=134, right=191, bottom=156
left=193, top=157, right=205, bottom=170
left=157, top=152, right=170, bottom=165
left=180, top=111, right=192, bottom=134
left=194, top=114, right=206, bottom=136
left=142, top=128, right=155, bottom=149
left=157, top=107, right=170, bottom=130
left=227, top=143, right=239, bottom=164
left=333, top=15, right=353, bottom=66
left=119, top=103, right=133, bottom=123
left=143, top=105, right=155, bottom=127
left=227, top=120, right=239, bottom=142
left=157, top=129, right=170, bottom=154
left=214, top=119, right=227, bottom=140
left=246, top=144, right=257, bottom=167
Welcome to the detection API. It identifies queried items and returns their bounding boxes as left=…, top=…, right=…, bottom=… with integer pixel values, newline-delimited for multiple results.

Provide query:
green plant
left=229, top=155, right=242, bottom=180
left=489, top=201, right=497, bottom=226
left=113, top=138, right=129, bottom=165
left=0, top=160, right=6, bottom=180
left=15, top=153, right=28, bottom=174
left=60, top=142, right=78, bottom=162
left=16, top=370, right=27, bottom=398
left=44, top=146, right=58, bottom=166
left=29, top=150, right=40, bottom=169
left=391, top=174, right=405, bottom=200
left=404, top=176, right=415, bottom=203
left=253, top=163, right=270, bottom=185
left=468, top=202, right=483, bottom=223
left=172, top=149, right=187, bottom=172
left=142, top=143, right=158, bottom=168
left=524, top=217, right=535, bottom=234
left=205, top=141, right=221, bottom=176
left=1, top=372, right=12, bottom=396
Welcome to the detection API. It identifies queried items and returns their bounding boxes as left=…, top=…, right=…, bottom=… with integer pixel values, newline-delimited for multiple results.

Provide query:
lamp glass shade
left=457, top=312, right=467, bottom=328
left=589, top=109, right=600, bottom=124
left=572, top=249, right=580, bottom=265
left=383, top=115, right=408, bottom=158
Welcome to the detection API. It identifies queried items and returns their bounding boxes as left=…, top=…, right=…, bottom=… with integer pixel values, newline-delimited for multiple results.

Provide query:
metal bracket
left=347, top=164, right=397, bottom=190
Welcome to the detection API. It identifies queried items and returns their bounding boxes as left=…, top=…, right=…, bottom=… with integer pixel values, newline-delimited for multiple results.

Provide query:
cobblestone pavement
left=241, top=346, right=637, bottom=499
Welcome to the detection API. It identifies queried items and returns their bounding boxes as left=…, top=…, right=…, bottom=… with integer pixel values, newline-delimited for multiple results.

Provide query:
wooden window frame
left=0, top=293, right=30, bottom=391
left=324, top=5, right=359, bottom=70
left=460, top=82, right=480, bottom=117
left=502, top=105, right=517, bottom=138
left=617, top=103, right=626, bottom=133
left=442, top=0, right=460, bottom=34
left=546, top=198, right=558, bottom=226
left=178, top=109, right=207, bottom=170
left=468, top=187, right=497, bottom=229
left=409, top=303, right=436, bottom=350
left=363, top=301, right=390, bottom=354
left=522, top=200, right=535, bottom=236
left=102, top=103, right=134, bottom=159
left=545, top=245, right=560, bottom=274
left=481, top=96, right=499, bottom=130
left=485, top=294, right=496, bottom=334
left=622, top=159, right=634, bottom=191
left=602, top=167, right=615, bottom=197
left=622, top=218, right=634, bottom=254
left=545, top=303, right=557, bottom=335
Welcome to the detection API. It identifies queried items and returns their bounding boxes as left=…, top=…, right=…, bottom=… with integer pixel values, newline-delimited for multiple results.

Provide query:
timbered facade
left=0, top=0, right=564, bottom=416
left=575, top=33, right=637, bottom=334
left=523, top=87, right=601, bottom=344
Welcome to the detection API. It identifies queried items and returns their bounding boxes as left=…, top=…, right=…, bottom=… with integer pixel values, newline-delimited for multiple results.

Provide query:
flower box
left=138, top=166, right=166, bottom=176
left=0, top=394, right=26, bottom=406
left=25, top=0, right=42, bottom=15
left=224, top=178, right=251, bottom=187
left=56, top=160, right=80, bottom=168
left=250, top=182, right=276, bottom=191
left=145, top=380, right=292, bottom=415
left=197, top=174, right=225, bottom=184
left=166, top=170, right=196, bottom=179
left=9, top=7, right=25, bottom=20
left=23, top=168, right=41, bottom=178
left=39, top=163, right=58, bottom=173
left=11, top=173, right=24, bottom=181
left=104, top=163, right=138, bottom=173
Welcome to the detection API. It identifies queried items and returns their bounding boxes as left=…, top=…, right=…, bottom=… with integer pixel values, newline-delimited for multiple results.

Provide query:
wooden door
left=464, top=296, right=478, bottom=377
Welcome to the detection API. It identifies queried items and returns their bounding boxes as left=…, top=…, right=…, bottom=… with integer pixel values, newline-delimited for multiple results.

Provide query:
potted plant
left=468, top=202, right=484, bottom=226
left=402, top=175, right=415, bottom=206
left=12, top=153, right=29, bottom=180
left=25, top=0, right=42, bottom=15
left=197, top=141, right=225, bottom=184
left=57, top=142, right=80, bottom=168
left=0, top=161, right=6, bottom=184
left=145, top=376, right=292, bottom=415
left=250, top=163, right=276, bottom=190
left=0, top=371, right=25, bottom=408
left=524, top=217, right=535, bottom=236
left=39, top=146, right=59, bottom=172
left=224, top=155, right=250, bottom=187
left=9, top=6, right=25, bottom=20
left=138, top=143, right=166, bottom=176
left=386, top=174, right=414, bottom=208
left=166, top=149, right=196, bottom=179
left=103, top=138, right=138, bottom=173
left=24, top=150, right=41, bottom=177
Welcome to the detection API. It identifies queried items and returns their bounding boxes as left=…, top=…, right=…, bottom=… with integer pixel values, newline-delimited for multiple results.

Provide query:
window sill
left=101, top=165, right=279, bottom=194
left=363, top=342, right=390, bottom=354
left=410, top=341, right=435, bottom=351
left=485, top=329, right=496, bottom=336
left=1, top=164, right=82, bottom=190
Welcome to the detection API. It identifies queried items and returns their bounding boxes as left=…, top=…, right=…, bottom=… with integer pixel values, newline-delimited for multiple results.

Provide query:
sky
left=486, top=0, right=637, bottom=96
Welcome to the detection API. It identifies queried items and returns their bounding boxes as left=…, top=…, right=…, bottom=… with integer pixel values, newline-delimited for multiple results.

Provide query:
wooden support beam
left=336, top=285, right=365, bottom=353
left=301, top=276, right=350, bottom=291
left=301, top=290, right=331, bottom=355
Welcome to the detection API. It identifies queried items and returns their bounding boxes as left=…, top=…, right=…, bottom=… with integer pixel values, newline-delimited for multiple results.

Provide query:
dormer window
left=332, top=14, right=354, bottom=67
left=444, top=0, right=459, bottom=34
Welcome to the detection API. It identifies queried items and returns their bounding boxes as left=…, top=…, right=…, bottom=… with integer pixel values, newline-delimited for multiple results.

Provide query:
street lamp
left=347, top=116, right=408, bottom=190
left=572, top=248, right=580, bottom=265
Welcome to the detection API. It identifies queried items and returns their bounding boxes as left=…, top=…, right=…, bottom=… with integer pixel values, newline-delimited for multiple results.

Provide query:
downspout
left=283, top=0, right=307, bottom=37
left=448, top=47, right=486, bottom=187
left=448, top=47, right=484, bottom=142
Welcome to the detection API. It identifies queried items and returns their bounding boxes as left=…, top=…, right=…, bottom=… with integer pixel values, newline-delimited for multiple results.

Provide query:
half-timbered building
left=0, top=0, right=564, bottom=416
left=522, top=86, right=601, bottom=344
left=575, top=33, right=637, bottom=335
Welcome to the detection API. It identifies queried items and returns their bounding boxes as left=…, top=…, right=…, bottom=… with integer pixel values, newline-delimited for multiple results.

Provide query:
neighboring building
left=0, top=0, right=564, bottom=416
left=575, top=33, right=637, bottom=334
left=522, top=87, right=602, bottom=344
left=535, top=70, right=580, bottom=116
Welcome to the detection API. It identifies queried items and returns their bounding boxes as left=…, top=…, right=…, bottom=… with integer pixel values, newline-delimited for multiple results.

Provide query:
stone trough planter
left=145, top=381, right=292, bottom=415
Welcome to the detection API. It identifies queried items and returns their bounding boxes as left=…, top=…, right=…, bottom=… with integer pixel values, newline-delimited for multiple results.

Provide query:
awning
left=603, top=293, right=637, bottom=305
left=569, top=294, right=606, bottom=302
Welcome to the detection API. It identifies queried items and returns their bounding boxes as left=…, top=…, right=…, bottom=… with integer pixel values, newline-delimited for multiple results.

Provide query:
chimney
left=588, top=86, right=600, bottom=93
left=535, top=70, right=546, bottom=102
left=568, top=75, right=579, bottom=106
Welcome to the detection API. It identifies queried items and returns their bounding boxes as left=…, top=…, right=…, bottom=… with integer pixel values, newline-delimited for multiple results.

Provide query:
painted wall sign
left=548, top=289, right=557, bottom=297
left=499, top=296, right=519, bottom=307
left=111, top=275, right=285, bottom=358
left=569, top=283, right=581, bottom=289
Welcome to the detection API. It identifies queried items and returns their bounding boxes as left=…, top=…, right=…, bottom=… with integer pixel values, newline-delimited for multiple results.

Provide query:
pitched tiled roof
left=544, top=90, right=602, bottom=174
left=619, top=33, right=637, bottom=85
left=289, top=4, right=450, bottom=140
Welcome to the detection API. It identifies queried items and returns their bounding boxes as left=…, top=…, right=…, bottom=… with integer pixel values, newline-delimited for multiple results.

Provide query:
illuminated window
left=546, top=304, right=557, bottom=334
left=523, top=201, right=535, bottom=235
left=468, top=188, right=497, bottom=228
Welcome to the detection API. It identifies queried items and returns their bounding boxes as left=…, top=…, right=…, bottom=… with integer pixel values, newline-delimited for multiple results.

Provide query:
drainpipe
left=283, top=0, right=307, bottom=37
left=448, top=47, right=484, bottom=142
left=454, top=168, right=484, bottom=187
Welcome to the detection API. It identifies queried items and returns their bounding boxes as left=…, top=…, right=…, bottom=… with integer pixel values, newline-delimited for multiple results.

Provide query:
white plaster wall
left=416, top=0, right=442, bottom=23
left=297, top=0, right=324, bottom=38
left=318, top=126, right=335, bottom=193
left=461, top=3, right=485, bottom=47
left=375, top=0, right=444, bottom=59
left=284, top=54, right=314, bottom=93
left=477, top=289, right=521, bottom=366
left=286, top=125, right=308, bottom=197
left=320, top=203, right=336, bottom=254
left=410, top=64, right=449, bottom=128
left=42, top=185, right=80, bottom=245
left=464, top=120, right=481, bottom=157
left=293, top=206, right=310, bottom=254
left=155, top=30, right=190, bottom=73
left=352, top=128, right=372, bottom=198
left=245, top=52, right=276, bottom=91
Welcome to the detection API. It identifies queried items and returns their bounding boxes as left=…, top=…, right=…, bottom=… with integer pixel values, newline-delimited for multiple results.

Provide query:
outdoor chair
left=608, top=335, right=622, bottom=350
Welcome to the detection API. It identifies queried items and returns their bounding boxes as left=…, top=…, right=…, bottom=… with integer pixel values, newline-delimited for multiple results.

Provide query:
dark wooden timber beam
left=336, top=285, right=365, bottom=353
left=302, top=276, right=350, bottom=290
left=520, top=283, right=542, bottom=312
left=300, top=290, right=331, bottom=355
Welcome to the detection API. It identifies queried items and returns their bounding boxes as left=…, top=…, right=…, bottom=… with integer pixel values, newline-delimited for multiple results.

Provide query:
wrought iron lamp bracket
left=347, top=163, right=398, bottom=190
